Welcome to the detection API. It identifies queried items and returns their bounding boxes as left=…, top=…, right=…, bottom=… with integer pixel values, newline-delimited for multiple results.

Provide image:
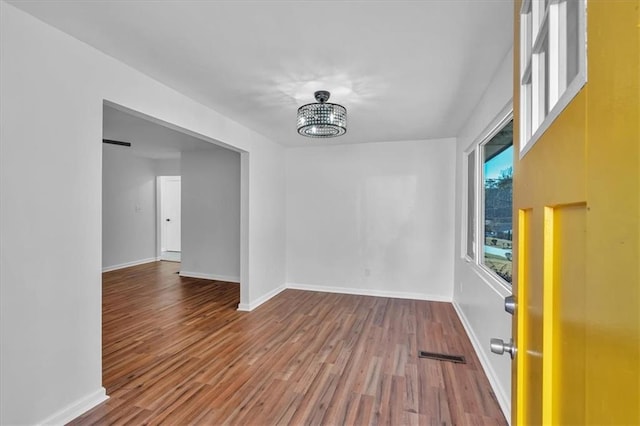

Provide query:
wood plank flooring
left=69, top=261, right=507, bottom=425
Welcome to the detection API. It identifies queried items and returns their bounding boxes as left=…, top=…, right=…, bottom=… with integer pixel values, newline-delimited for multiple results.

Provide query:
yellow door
left=513, top=1, right=639, bottom=424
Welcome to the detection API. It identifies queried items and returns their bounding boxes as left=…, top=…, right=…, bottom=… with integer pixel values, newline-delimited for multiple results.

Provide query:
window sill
left=468, top=261, right=512, bottom=298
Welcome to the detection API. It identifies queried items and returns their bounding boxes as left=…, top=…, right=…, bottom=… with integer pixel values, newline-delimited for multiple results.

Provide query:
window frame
left=462, top=102, right=514, bottom=293
left=519, top=0, right=587, bottom=159
left=462, top=148, right=476, bottom=262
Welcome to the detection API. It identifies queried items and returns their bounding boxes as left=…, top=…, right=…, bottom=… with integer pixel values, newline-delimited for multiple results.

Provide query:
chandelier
left=297, top=90, right=347, bottom=138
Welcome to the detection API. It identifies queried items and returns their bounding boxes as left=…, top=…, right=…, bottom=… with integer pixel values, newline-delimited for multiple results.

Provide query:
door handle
left=505, top=295, right=516, bottom=315
left=166, top=218, right=171, bottom=222
left=490, top=338, right=516, bottom=359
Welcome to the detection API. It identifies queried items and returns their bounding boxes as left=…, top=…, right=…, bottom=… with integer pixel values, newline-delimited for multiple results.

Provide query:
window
left=520, top=0, right=586, bottom=156
left=463, top=110, right=513, bottom=287
left=482, top=121, right=513, bottom=284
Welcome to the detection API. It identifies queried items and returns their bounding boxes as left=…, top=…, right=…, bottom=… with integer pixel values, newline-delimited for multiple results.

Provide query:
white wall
left=181, top=149, right=241, bottom=282
left=155, top=158, right=180, bottom=176
left=102, top=144, right=157, bottom=270
left=242, top=142, right=286, bottom=308
left=0, top=3, right=285, bottom=424
left=286, top=139, right=456, bottom=300
left=452, top=48, right=514, bottom=421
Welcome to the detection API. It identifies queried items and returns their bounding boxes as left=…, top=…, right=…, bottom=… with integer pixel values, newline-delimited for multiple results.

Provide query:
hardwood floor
left=69, top=261, right=507, bottom=425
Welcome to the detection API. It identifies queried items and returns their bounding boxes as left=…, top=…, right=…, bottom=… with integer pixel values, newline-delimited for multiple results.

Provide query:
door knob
left=166, top=218, right=171, bottom=222
left=490, top=338, right=516, bottom=359
left=504, top=295, right=516, bottom=315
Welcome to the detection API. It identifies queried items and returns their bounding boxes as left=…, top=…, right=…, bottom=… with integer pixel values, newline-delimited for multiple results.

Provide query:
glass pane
left=482, top=121, right=514, bottom=284
left=466, top=151, right=476, bottom=258
left=544, top=34, right=550, bottom=115
left=566, top=0, right=580, bottom=84
left=534, top=32, right=549, bottom=127
left=522, top=11, right=532, bottom=65
left=532, top=0, right=544, bottom=34
left=526, top=82, right=532, bottom=140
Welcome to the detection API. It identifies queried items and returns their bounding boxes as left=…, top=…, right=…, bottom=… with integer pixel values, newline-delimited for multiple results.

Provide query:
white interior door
left=161, top=176, right=181, bottom=252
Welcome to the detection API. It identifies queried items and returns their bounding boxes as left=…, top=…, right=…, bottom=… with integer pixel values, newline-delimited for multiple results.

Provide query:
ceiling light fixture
left=297, top=90, right=347, bottom=138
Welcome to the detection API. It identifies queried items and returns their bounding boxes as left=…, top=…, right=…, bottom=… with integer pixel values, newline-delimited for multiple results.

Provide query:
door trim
left=156, top=175, right=181, bottom=258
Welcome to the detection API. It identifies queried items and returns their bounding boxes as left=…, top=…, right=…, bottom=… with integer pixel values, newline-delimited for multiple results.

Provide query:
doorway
left=102, top=100, right=247, bottom=307
left=158, top=176, right=181, bottom=262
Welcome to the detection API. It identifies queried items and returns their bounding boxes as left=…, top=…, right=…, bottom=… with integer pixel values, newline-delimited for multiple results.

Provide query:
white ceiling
left=9, top=0, right=513, bottom=147
left=103, top=104, right=225, bottom=159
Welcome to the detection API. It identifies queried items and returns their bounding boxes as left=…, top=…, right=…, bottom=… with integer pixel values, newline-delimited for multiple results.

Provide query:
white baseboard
left=37, top=387, right=108, bottom=426
left=102, top=257, right=159, bottom=272
left=453, top=301, right=511, bottom=424
left=237, top=285, right=286, bottom=312
left=285, top=282, right=452, bottom=302
left=235, top=282, right=451, bottom=312
left=179, top=271, right=240, bottom=283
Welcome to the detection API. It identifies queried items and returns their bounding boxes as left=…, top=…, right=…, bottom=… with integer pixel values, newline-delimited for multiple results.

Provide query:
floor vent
left=418, top=351, right=466, bottom=364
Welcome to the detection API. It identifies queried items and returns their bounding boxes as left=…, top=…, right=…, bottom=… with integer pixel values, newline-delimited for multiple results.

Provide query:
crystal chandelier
left=297, top=90, right=347, bottom=138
